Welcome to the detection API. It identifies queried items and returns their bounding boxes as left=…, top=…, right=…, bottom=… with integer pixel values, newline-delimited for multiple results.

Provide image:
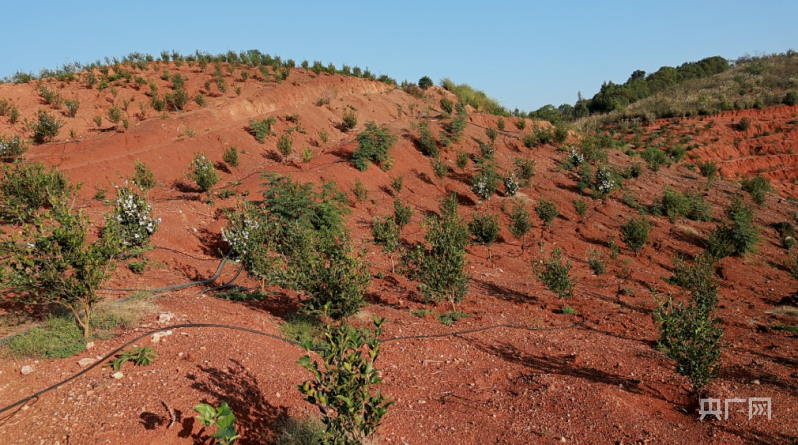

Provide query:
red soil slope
left=0, top=63, right=796, bottom=444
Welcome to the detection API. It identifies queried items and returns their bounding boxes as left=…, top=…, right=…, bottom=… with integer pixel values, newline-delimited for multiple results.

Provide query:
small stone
left=752, top=379, right=761, bottom=385
left=157, top=313, right=175, bottom=323
left=86, top=342, right=95, bottom=349
left=151, top=331, right=173, bottom=343
left=112, top=372, right=124, bottom=380
left=20, top=365, right=34, bottom=375
left=560, top=437, right=567, bottom=442
left=77, top=358, right=97, bottom=368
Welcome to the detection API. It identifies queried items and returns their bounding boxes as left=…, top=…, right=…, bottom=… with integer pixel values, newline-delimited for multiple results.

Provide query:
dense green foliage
left=353, top=122, right=396, bottom=171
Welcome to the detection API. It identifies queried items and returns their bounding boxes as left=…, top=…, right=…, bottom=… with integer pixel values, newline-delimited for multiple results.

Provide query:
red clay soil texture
left=0, top=62, right=796, bottom=445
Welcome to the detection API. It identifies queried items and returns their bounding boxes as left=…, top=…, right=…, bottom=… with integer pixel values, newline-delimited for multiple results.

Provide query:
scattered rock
left=752, top=379, right=761, bottom=385
left=20, top=365, right=34, bottom=375
left=157, top=313, right=176, bottom=323
left=86, top=342, right=95, bottom=349
left=152, top=330, right=174, bottom=343
left=77, top=358, right=97, bottom=368
left=112, top=372, right=124, bottom=380
left=560, top=437, right=567, bottom=442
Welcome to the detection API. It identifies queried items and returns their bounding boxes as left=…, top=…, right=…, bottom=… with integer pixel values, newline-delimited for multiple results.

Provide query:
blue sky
left=2, top=0, right=795, bottom=112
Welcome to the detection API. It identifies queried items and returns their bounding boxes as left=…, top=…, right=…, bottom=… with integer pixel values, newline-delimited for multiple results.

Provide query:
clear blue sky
left=2, top=0, right=795, bottom=112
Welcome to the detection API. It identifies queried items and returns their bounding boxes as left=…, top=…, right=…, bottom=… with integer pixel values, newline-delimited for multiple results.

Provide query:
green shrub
left=470, top=159, right=499, bottom=201
left=0, top=201, right=113, bottom=338
left=621, top=216, right=651, bottom=254
left=640, top=147, right=670, bottom=171
left=352, top=179, right=368, bottom=202
left=318, top=129, right=329, bottom=144
left=165, top=88, right=189, bottom=110
left=497, top=118, right=505, bottom=131
left=587, top=248, right=606, bottom=275
left=132, top=160, right=157, bottom=191
left=784, top=91, right=798, bottom=106
left=440, top=78, right=507, bottom=115
left=515, top=118, right=526, bottom=130
left=418, top=76, right=433, bottom=90
left=102, top=186, right=160, bottom=250
left=394, top=198, right=413, bottom=228
left=298, top=317, right=392, bottom=445
left=440, top=97, right=454, bottom=115
left=553, top=124, right=569, bottom=144
left=5, top=315, right=86, bottom=358
left=0, top=161, right=71, bottom=222
left=0, top=134, right=28, bottom=161
left=431, top=157, right=449, bottom=182
left=573, top=197, right=588, bottom=220
left=223, top=146, right=239, bottom=168
left=514, top=158, right=535, bottom=184
left=446, top=115, right=467, bottom=142
left=665, top=254, right=719, bottom=310
left=437, top=310, right=470, bottom=325
left=188, top=151, right=219, bottom=195
left=64, top=98, right=80, bottom=117
left=416, top=121, right=439, bottom=157
left=456, top=151, right=469, bottom=169
left=657, top=189, right=712, bottom=223
left=773, top=221, right=797, bottom=249
left=352, top=122, right=396, bottom=171
left=372, top=215, right=399, bottom=253
left=403, top=194, right=470, bottom=309
left=504, top=173, right=519, bottom=196
left=30, top=109, right=64, bottom=143
left=468, top=212, right=499, bottom=257
left=107, top=346, right=158, bottom=370
left=107, top=106, right=123, bottom=125
left=785, top=248, right=798, bottom=280
left=342, top=108, right=357, bottom=131
left=278, top=132, right=293, bottom=158
left=738, top=117, right=751, bottom=131
left=535, top=247, right=574, bottom=300
left=249, top=116, right=277, bottom=143
left=706, top=198, right=759, bottom=258
left=391, top=175, right=403, bottom=193
left=508, top=202, right=532, bottom=243
left=535, top=198, right=559, bottom=226
left=740, top=175, right=772, bottom=205
left=653, top=295, right=723, bottom=394
left=697, top=160, right=718, bottom=184
left=522, top=133, right=536, bottom=148
left=194, top=93, right=207, bottom=107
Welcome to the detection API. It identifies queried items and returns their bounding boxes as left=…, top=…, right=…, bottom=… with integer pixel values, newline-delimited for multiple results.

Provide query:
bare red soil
left=0, top=62, right=796, bottom=444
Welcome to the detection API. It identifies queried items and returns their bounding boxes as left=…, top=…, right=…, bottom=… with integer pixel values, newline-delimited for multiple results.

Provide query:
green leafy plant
left=640, top=147, right=670, bottom=171
left=416, top=121, right=439, bottom=157
left=0, top=161, right=71, bottom=222
left=188, top=151, right=219, bottom=197
left=657, top=189, right=712, bottom=223
left=653, top=294, right=723, bottom=395
left=391, top=175, right=403, bottom=193
left=249, top=116, right=277, bottom=143
left=437, top=310, right=470, bottom=326
left=278, top=132, right=293, bottom=158
left=418, top=76, right=433, bottom=90
left=302, top=147, right=314, bottom=163
left=0, top=134, right=28, bottom=161
left=107, top=346, right=158, bottom=370
left=706, top=198, right=759, bottom=258
left=102, top=186, right=160, bottom=251
left=535, top=198, right=559, bottom=227
left=738, top=117, right=751, bottom=131
left=64, top=98, right=80, bottom=117
left=0, top=201, right=113, bottom=338
left=535, top=247, right=574, bottom=300
left=132, top=160, right=157, bottom=191
left=497, top=118, right=505, bottom=131
left=352, top=122, right=396, bottom=171
left=740, top=175, right=772, bottom=205
left=195, top=401, right=241, bottom=445
left=352, top=179, right=368, bottom=202
left=621, top=216, right=650, bottom=255
left=403, top=194, right=470, bottom=310
left=30, top=109, right=64, bottom=143
left=508, top=201, right=532, bottom=247
left=431, top=157, right=449, bottom=182
left=107, top=106, right=123, bottom=125
left=318, top=129, right=329, bottom=144
left=373, top=215, right=400, bottom=272
left=394, top=197, right=413, bottom=228
left=223, top=146, right=240, bottom=168
left=468, top=212, right=500, bottom=258
left=341, top=108, right=357, bottom=131
left=573, top=197, right=588, bottom=220
left=471, top=159, right=499, bottom=201
left=587, top=248, right=607, bottom=275
left=6, top=315, right=86, bottom=359
left=297, top=317, right=392, bottom=445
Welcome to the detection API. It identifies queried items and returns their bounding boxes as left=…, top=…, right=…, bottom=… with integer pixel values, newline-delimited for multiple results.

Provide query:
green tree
left=352, top=122, right=396, bottom=171
left=468, top=212, right=500, bottom=258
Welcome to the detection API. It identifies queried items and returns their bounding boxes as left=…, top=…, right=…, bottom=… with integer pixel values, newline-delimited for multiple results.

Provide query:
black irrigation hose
left=0, top=313, right=600, bottom=417
left=100, top=248, right=234, bottom=294
left=198, top=263, right=245, bottom=295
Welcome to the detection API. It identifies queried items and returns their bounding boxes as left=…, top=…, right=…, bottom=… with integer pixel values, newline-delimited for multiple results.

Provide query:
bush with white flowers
left=567, top=147, right=584, bottom=169
left=188, top=151, right=218, bottom=195
left=221, top=202, right=263, bottom=260
left=104, top=186, right=160, bottom=249
left=595, top=166, right=615, bottom=196
left=504, top=173, right=519, bottom=196
left=0, top=135, right=27, bottom=160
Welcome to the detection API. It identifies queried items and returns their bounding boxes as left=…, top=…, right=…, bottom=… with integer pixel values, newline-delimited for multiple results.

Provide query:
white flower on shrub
left=105, top=187, right=160, bottom=247
left=568, top=147, right=584, bottom=167
left=504, top=173, right=519, bottom=196
left=595, top=166, right=615, bottom=196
